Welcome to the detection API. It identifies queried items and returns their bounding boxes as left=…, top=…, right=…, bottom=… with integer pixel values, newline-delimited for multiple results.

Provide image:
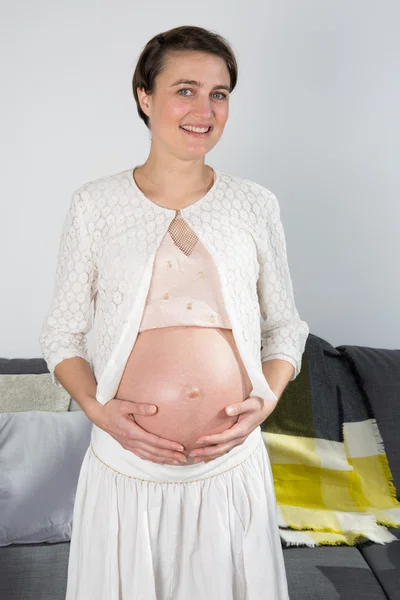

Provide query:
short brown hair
left=132, top=25, right=238, bottom=129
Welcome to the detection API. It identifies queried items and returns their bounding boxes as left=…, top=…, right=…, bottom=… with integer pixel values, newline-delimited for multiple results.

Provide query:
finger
left=225, top=397, right=263, bottom=417
left=120, top=399, right=157, bottom=416
left=129, top=448, right=165, bottom=464
left=191, top=438, right=246, bottom=461
left=129, top=445, right=186, bottom=465
left=196, top=405, right=259, bottom=446
left=123, top=417, right=185, bottom=453
left=195, top=426, right=245, bottom=447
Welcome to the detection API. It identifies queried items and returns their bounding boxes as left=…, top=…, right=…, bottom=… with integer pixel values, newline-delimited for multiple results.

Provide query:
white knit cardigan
left=39, top=167, right=309, bottom=406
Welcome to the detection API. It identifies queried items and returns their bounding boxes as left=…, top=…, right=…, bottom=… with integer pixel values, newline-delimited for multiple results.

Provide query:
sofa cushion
left=0, top=357, right=48, bottom=375
left=0, top=542, right=388, bottom=600
left=0, top=542, right=70, bottom=600
left=0, top=374, right=70, bottom=412
left=284, top=545, right=387, bottom=599
left=357, top=528, right=400, bottom=600
left=0, top=411, right=92, bottom=545
left=336, top=345, right=400, bottom=500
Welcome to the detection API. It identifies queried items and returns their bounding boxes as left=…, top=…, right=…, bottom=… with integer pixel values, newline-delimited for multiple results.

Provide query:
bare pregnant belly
left=114, top=326, right=253, bottom=457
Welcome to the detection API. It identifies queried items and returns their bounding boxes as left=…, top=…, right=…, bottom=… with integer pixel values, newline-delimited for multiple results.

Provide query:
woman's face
left=138, top=50, right=231, bottom=158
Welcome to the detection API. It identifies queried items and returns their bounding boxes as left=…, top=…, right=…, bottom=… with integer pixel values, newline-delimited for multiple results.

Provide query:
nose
left=192, top=94, right=214, bottom=118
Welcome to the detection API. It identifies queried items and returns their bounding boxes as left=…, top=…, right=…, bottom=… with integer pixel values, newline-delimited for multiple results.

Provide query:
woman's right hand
left=90, top=397, right=188, bottom=465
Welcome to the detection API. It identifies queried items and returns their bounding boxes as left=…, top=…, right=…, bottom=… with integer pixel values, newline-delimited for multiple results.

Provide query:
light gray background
left=1, top=0, right=399, bottom=360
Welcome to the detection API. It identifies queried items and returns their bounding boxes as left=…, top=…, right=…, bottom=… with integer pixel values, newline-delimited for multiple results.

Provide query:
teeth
left=181, top=125, right=210, bottom=133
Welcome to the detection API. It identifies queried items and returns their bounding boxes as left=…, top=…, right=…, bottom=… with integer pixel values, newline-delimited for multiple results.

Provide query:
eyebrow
left=170, top=79, right=230, bottom=92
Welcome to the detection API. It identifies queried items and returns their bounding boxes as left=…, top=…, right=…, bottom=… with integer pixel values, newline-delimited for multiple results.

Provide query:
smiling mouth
left=180, top=126, right=213, bottom=136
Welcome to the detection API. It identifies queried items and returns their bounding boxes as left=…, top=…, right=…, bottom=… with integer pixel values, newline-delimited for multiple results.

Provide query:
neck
left=137, top=159, right=213, bottom=194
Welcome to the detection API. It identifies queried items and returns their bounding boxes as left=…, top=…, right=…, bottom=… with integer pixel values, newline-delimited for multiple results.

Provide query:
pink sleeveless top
left=138, top=209, right=232, bottom=332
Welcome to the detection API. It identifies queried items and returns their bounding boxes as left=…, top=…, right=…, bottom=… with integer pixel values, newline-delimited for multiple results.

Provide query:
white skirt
left=65, top=423, right=289, bottom=600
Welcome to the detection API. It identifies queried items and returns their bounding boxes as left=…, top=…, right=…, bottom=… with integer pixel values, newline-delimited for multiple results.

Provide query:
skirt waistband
left=90, top=424, right=263, bottom=484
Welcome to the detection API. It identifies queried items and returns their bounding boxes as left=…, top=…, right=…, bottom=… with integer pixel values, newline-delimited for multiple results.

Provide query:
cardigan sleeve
left=39, top=190, right=98, bottom=388
left=256, top=188, right=309, bottom=381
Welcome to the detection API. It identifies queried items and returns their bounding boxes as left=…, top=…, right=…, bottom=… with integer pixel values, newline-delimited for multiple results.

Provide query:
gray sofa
left=1, top=333, right=399, bottom=600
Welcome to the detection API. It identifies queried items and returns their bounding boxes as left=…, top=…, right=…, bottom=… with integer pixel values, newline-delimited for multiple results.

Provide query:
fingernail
left=226, top=407, right=235, bottom=415
left=148, top=406, right=156, bottom=414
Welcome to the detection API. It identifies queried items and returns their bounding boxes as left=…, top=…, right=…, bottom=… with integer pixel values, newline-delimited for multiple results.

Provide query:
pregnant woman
left=39, top=25, right=309, bottom=600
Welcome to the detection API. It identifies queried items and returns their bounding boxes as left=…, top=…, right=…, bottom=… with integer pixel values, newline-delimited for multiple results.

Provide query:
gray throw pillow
left=68, top=397, right=83, bottom=411
left=0, top=374, right=71, bottom=413
left=0, top=411, right=92, bottom=545
left=336, top=345, right=400, bottom=501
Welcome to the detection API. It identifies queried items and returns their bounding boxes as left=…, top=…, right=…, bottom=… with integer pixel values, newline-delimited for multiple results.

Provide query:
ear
left=137, top=87, right=152, bottom=119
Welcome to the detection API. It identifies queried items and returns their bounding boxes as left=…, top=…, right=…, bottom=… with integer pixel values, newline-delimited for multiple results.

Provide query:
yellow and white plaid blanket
left=261, top=341, right=400, bottom=547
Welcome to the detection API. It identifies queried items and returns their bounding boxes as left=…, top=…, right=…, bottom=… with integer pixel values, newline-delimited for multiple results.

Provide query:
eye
left=213, top=92, right=228, bottom=100
left=177, top=88, right=228, bottom=100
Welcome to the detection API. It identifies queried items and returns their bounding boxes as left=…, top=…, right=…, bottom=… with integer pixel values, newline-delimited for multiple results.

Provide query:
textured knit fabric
left=139, top=209, right=231, bottom=332
left=39, top=166, right=310, bottom=407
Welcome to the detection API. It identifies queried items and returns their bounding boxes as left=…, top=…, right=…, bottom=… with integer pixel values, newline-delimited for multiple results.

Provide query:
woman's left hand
left=190, top=395, right=278, bottom=463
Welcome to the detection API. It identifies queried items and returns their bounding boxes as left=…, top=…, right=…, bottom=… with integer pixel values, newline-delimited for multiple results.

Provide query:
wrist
left=261, top=396, right=278, bottom=422
left=84, top=396, right=104, bottom=426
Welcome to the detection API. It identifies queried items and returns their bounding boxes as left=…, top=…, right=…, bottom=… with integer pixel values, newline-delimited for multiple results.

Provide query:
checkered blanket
left=261, top=339, right=400, bottom=547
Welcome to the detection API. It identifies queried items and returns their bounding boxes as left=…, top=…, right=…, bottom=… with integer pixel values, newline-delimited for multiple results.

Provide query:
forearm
left=54, top=357, right=103, bottom=422
left=261, top=358, right=295, bottom=401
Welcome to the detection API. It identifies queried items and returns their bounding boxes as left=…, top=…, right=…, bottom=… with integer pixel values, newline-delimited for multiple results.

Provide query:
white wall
left=1, top=0, right=399, bottom=361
